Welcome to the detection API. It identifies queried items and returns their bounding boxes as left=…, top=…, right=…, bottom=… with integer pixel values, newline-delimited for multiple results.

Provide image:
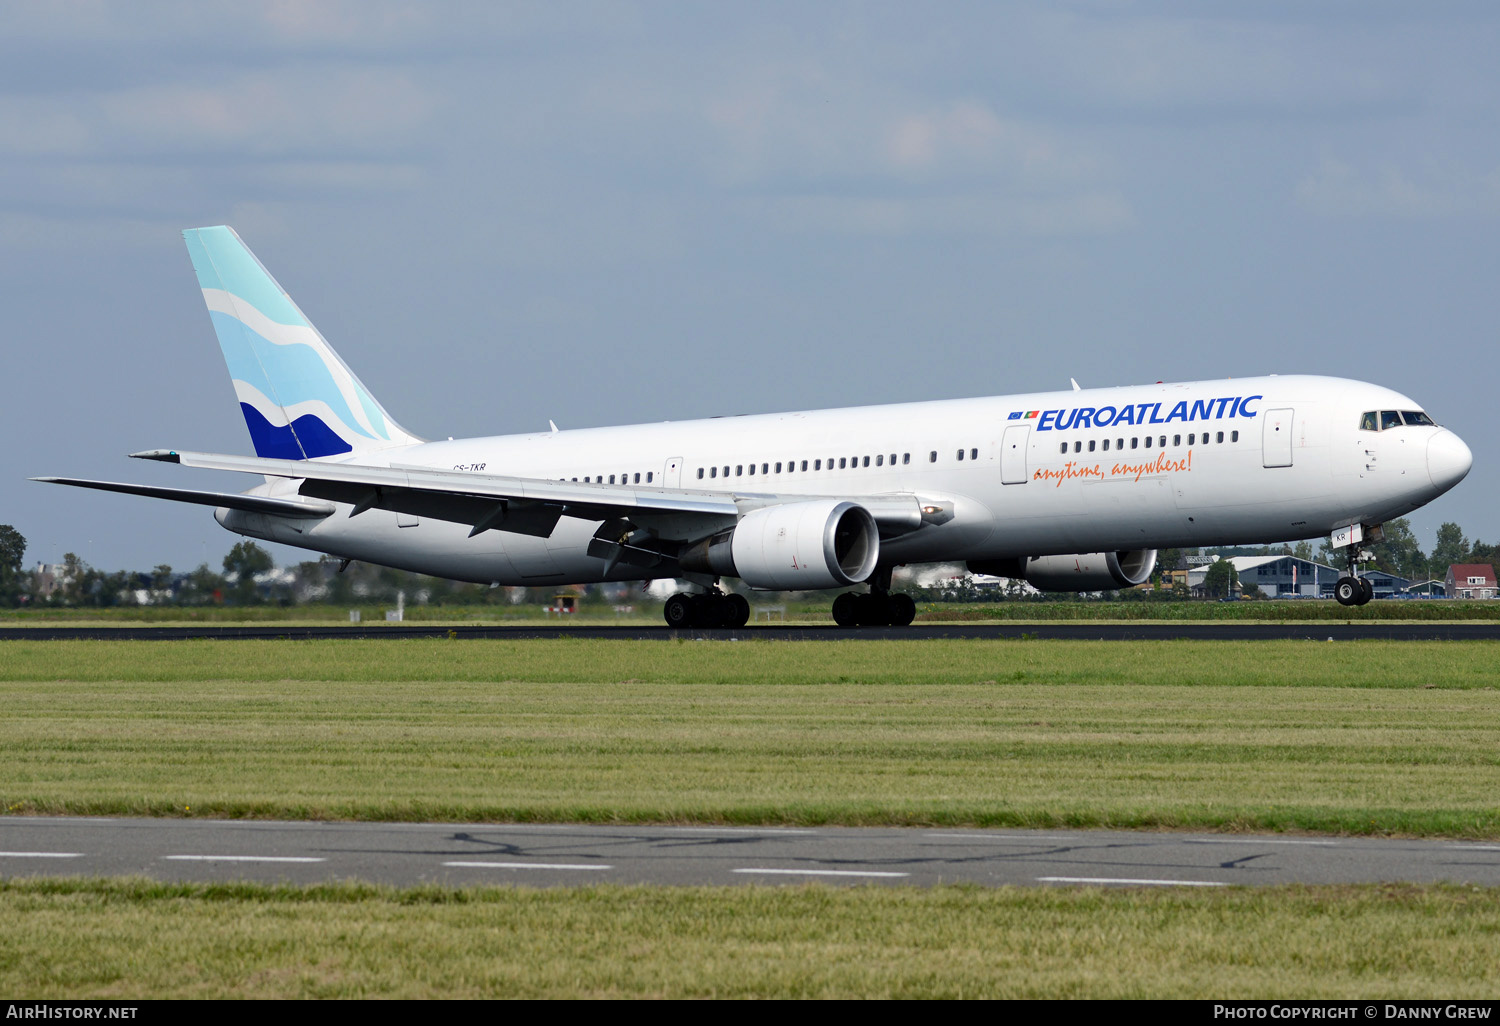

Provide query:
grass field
left=3, top=877, right=1498, bottom=998
left=5, top=636, right=1500, bottom=998
left=2, top=639, right=1498, bottom=834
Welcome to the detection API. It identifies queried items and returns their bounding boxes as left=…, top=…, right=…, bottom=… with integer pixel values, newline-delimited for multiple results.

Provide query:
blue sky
left=5, top=1, right=1498, bottom=572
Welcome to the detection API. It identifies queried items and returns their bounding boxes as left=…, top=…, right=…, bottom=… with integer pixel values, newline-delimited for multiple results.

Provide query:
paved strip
left=0, top=851, right=83, bottom=858
left=443, top=861, right=612, bottom=871
left=1038, top=877, right=1229, bottom=887
left=4, top=623, right=1499, bottom=641
left=4, top=819, right=1500, bottom=888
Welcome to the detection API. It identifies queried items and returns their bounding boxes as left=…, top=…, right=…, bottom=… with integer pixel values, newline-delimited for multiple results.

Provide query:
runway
left=3, top=818, right=1499, bottom=889
left=4, top=622, right=1500, bottom=641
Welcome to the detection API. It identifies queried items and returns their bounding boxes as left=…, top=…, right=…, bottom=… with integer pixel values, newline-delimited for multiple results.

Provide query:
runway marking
left=733, top=868, right=910, bottom=878
left=443, top=861, right=612, bottom=871
left=1184, top=838, right=1338, bottom=847
left=0, top=851, right=84, bottom=858
left=656, top=827, right=815, bottom=835
left=1446, top=845, right=1500, bottom=851
left=923, top=833, right=1088, bottom=843
left=1038, top=876, right=1228, bottom=887
left=164, top=855, right=326, bottom=863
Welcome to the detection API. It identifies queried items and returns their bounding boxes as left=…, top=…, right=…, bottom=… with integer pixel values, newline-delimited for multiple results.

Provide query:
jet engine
left=678, top=499, right=880, bottom=590
left=968, top=550, right=1157, bottom=592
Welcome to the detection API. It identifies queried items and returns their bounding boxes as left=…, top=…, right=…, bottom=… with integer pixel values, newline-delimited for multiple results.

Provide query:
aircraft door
left=663, top=456, right=684, bottom=488
left=1000, top=425, right=1030, bottom=485
left=1262, top=409, right=1294, bottom=468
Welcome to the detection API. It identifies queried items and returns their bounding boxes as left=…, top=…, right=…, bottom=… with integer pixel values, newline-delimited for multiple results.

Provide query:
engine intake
left=679, top=499, right=880, bottom=590
left=968, top=550, right=1157, bottom=592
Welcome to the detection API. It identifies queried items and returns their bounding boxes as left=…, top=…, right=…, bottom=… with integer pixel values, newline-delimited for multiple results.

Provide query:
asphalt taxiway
left=3, top=818, right=1498, bottom=889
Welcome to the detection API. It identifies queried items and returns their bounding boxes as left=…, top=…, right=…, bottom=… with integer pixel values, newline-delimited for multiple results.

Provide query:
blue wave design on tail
left=241, top=404, right=353, bottom=460
left=184, top=226, right=420, bottom=460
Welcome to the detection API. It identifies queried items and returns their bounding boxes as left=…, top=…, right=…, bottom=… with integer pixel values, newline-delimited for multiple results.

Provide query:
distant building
left=1186, top=554, right=1410, bottom=599
left=1444, top=564, right=1498, bottom=600
left=1404, top=579, right=1447, bottom=598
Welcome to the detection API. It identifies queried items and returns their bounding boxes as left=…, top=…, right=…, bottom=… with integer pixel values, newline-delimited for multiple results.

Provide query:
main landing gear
left=663, top=589, right=751, bottom=629
left=830, top=568, right=917, bottom=627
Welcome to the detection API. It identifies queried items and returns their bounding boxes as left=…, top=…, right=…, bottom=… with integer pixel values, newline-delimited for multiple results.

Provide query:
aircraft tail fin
left=182, top=226, right=422, bottom=460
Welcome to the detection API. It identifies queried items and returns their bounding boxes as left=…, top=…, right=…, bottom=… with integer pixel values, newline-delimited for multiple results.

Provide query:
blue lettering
left=1211, top=397, right=1233, bottom=418
left=1190, top=399, right=1212, bottom=422
left=1114, top=404, right=1136, bottom=426
left=1239, top=394, right=1261, bottom=417
left=1148, top=403, right=1165, bottom=424
left=1164, top=401, right=1189, bottom=423
left=1095, top=405, right=1117, bottom=428
left=1074, top=407, right=1095, bottom=429
left=1038, top=410, right=1056, bottom=431
left=1055, top=408, right=1076, bottom=430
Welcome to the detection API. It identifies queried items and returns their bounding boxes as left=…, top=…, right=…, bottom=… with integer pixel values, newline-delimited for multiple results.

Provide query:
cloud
left=1296, top=158, right=1500, bottom=218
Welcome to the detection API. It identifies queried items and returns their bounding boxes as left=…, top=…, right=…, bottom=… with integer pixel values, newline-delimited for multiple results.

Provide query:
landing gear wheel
left=1334, top=578, right=1360, bottom=607
left=1359, top=577, right=1374, bottom=605
left=858, top=594, right=892, bottom=627
left=664, top=593, right=695, bottom=628
left=692, top=593, right=726, bottom=628
left=726, top=593, right=751, bottom=628
left=831, top=593, right=859, bottom=627
left=888, top=593, right=917, bottom=627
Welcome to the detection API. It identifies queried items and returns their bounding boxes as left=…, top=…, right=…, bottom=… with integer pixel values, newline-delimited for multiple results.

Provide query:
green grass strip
left=2, top=877, right=1498, bottom=998
left=2, top=640, right=1498, bottom=833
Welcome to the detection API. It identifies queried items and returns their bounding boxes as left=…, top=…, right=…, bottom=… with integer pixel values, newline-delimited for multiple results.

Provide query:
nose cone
left=1427, top=429, right=1473, bottom=492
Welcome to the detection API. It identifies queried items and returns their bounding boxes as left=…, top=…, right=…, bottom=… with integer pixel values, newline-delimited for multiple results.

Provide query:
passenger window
left=1188, top=434, right=1195, bottom=446
left=876, top=455, right=884, bottom=466
left=723, top=466, right=729, bottom=478
left=1216, top=432, right=1223, bottom=443
left=747, top=464, right=754, bottom=476
left=929, top=451, right=937, bottom=463
left=646, top=472, right=653, bottom=483
left=902, top=453, right=910, bottom=465
left=839, top=458, right=847, bottom=469
left=956, top=449, right=965, bottom=461
left=1131, top=437, right=1138, bottom=450
left=1360, top=411, right=1378, bottom=432
left=970, top=448, right=978, bottom=460
left=1159, top=436, right=1167, bottom=447
left=736, top=465, right=743, bottom=477
left=1116, top=439, right=1123, bottom=450
left=889, top=453, right=896, bottom=465
left=802, top=460, right=809, bottom=471
left=609, top=475, right=616, bottom=484
left=1088, top=440, right=1096, bottom=452
left=710, top=467, right=716, bottom=478
left=1381, top=411, right=1402, bottom=430
left=1074, top=441, right=1082, bottom=453
left=762, top=463, right=769, bottom=474
left=1060, top=443, right=1068, bottom=454
left=633, top=473, right=640, bottom=483
left=1173, top=435, right=1181, bottom=446
left=775, top=462, right=782, bottom=473
left=1231, top=431, right=1239, bottom=442
left=815, top=459, right=822, bottom=470
left=862, top=456, right=870, bottom=467
left=1101, top=439, right=1109, bottom=451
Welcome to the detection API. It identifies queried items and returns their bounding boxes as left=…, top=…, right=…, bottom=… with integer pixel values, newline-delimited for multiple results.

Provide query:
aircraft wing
left=125, top=449, right=927, bottom=540
left=30, top=477, right=338, bottom=518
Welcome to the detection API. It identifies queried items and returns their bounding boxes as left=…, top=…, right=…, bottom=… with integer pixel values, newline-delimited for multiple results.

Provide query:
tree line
left=1, top=517, right=1496, bottom=609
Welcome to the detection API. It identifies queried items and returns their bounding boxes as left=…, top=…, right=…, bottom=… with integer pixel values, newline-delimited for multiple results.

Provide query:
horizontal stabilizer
left=31, top=478, right=337, bottom=518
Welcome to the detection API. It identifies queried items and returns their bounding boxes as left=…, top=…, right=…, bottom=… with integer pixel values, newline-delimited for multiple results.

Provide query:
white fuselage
left=220, top=374, right=1470, bottom=587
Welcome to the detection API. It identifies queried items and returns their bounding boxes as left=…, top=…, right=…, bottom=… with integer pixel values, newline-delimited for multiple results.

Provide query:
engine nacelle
left=678, top=499, right=880, bottom=590
left=968, top=550, right=1157, bottom=592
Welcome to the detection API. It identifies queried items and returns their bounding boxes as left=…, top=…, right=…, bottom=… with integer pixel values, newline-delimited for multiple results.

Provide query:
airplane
left=36, top=226, right=1473, bottom=626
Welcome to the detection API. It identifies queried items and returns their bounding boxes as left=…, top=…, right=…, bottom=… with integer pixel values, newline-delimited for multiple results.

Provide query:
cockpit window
left=1381, top=410, right=1403, bottom=430
left=1360, top=411, right=1378, bottom=432
left=1402, top=410, right=1436, bottom=426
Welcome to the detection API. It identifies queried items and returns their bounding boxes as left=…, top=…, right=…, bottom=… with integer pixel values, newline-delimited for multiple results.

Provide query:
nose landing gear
left=1334, top=546, right=1376, bottom=607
